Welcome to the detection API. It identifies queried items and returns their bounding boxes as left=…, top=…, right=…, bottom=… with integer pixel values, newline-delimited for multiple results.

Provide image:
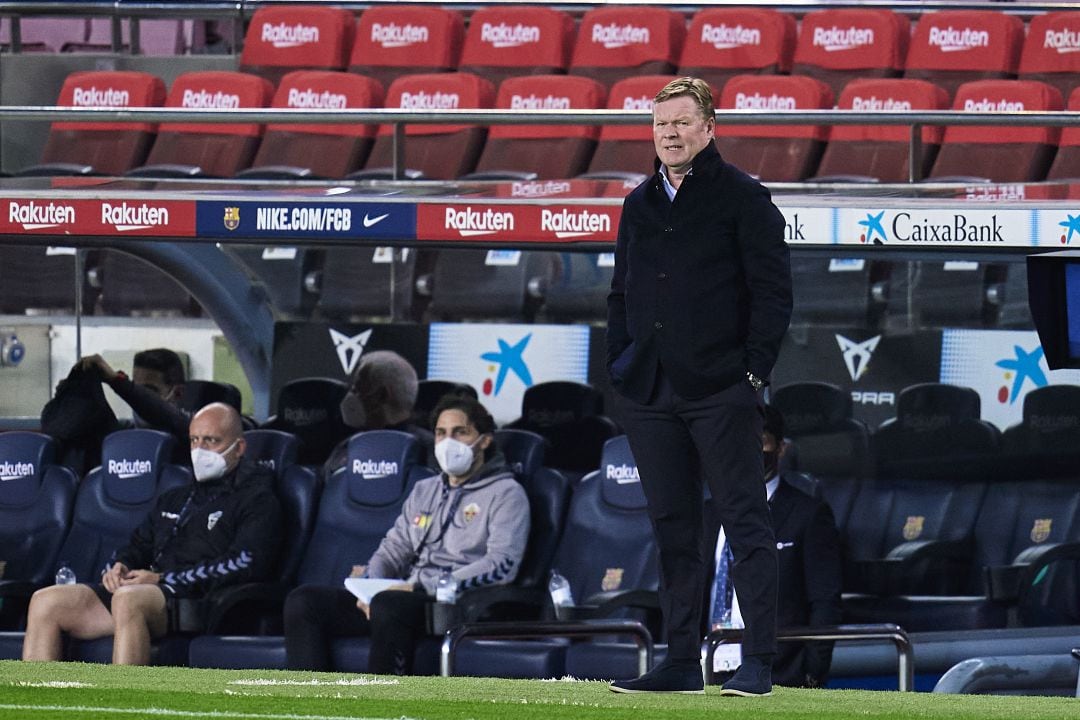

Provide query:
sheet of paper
left=343, top=578, right=403, bottom=605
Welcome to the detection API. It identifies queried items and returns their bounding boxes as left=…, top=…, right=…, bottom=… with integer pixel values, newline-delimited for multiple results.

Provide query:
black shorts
left=89, top=583, right=182, bottom=632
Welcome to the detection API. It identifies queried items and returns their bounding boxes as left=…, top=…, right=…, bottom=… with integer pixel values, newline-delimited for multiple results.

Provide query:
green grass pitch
left=0, top=660, right=1076, bottom=720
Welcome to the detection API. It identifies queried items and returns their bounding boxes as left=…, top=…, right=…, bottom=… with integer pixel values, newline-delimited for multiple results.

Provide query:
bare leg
left=22, top=585, right=114, bottom=661
left=109, top=585, right=167, bottom=666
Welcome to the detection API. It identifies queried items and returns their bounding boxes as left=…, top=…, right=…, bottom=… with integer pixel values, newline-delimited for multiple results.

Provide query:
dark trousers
left=617, top=370, right=778, bottom=659
left=284, top=585, right=430, bottom=674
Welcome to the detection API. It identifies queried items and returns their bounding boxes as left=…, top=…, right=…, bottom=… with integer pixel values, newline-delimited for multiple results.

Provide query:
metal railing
left=1, top=106, right=1078, bottom=182
left=705, top=623, right=914, bottom=691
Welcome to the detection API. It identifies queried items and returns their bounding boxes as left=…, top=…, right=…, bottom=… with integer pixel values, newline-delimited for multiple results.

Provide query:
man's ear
left=477, top=433, right=493, bottom=453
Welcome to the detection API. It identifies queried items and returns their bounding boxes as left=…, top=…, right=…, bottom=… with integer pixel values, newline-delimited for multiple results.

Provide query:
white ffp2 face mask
left=340, top=391, right=367, bottom=429
left=191, top=439, right=238, bottom=482
left=434, top=437, right=480, bottom=477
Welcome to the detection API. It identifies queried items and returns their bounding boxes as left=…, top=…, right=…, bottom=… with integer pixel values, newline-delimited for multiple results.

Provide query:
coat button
left=657, top=272, right=668, bottom=280
left=654, top=321, right=663, bottom=330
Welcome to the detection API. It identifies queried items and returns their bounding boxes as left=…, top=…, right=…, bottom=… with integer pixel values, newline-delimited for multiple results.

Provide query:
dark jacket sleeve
left=112, top=495, right=170, bottom=575
left=734, top=182, right=792, bottom=379
left=108, top=375, right=191, bottom=442
left=800, top=501, right=844, bottom=684
left=606, top=196, right=634, bottom=375
left=160, top=488, right=283, bottom=596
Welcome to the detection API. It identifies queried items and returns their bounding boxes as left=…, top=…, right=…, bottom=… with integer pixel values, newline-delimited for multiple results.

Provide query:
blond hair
left=654, top=77, right=715, bottom=121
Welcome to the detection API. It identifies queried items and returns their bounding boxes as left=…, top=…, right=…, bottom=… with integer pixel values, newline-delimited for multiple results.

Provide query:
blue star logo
left=480, top=334, right=534, bottom=396
left=995, top=345, right=1047, bottom=404
left=1059, top=214, right=1080, bottom=244
left=858, top=211, right=887, bottom=244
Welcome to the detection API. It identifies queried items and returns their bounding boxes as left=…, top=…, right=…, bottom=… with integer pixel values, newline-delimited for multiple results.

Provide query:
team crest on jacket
left=601, top=567, right=624, bottom=592
left=413, top=513, right=431, bottom=528
left=207, top=510, right=223, bottom=531
left=463, top=502, right=480, bottom=523
left=902, top=515, right=924, bottom=541
left=1031, top=518, right=1052, bottom=543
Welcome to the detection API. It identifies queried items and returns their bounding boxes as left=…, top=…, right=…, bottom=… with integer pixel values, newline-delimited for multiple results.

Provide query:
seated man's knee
left=284, top=586, right=319, bottom=626
left=110, top=585, right=162, bottom=621
left=28, top=584, right=88, bottom=621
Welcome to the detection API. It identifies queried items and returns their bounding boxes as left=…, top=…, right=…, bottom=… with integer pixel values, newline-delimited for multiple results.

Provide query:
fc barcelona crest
left=902, top=515, right=924, bottom=541
left=1031, top=518, right=1052, bottom=543
left=223, top=206, right=240, bottom=231
left=601, top=567, right=624, bottom=592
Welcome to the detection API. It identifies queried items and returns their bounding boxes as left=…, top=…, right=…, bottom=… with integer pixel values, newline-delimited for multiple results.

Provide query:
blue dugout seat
left=261, top=377, right=349, bottom=467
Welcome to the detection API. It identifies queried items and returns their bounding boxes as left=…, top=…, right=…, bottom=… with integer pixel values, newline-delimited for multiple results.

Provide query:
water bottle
left=435, top=569, right=458, bottom=604
left=548, top=569, right=573, bottom=619
left=54, top=562, right=76, bottom=586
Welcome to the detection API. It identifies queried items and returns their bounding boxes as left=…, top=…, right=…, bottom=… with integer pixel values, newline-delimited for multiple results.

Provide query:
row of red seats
left=37, top=68, right=1080, bottom=184
left=233, top=6, right=1080, bottom=104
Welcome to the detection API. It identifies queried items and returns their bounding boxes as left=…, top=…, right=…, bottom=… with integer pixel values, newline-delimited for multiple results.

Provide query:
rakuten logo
left=606, top=463, right=640, bottom=484
left=262, top=22, right=319, bottom=48
left=700, top=23, right=761, bottom=49
left=0, top=461, right=34, bottom=481
left=399, top=91, right=459, bottom=110
left=283, top=407, right=328, bottom=426
left=928, top=26, right=989, bottom=52
left=813, top=26, right=874, bottom=51
left=72, top=86, right=130, bottom=107
left=963, top=98, right=1025, bottom=112
left=481, top=22, right=540, bottom=48
left=541, top=208, right=611, bottom=238
left=287, top=88, right=348, bottom=109
left=1029, top=414, right=1080, bottom=431
left=1044, top=28, right=1080, bottom=53
left=101, top=202, right=170, bottom=232
left=444, top=206, right=514, bottom=236
left=734, top=92, right=797, bottom=110
left=352, top=459, right=399, bottom=478
left=622, top=95, right=653, bottom=111
left=371, top=22, right=429, bottom=48
left=510, top=94, right=571, bottom=110
left=510, top=180, right=571, bottom=198
left=108, top=458, right=152, bottom=479
left=591, top=23, right=650, bottom=49
left=181, top=89, right=240, bottom=109
left=851, top=95, right=913, bottom=111
left=9, top=201, right=75, bottom=229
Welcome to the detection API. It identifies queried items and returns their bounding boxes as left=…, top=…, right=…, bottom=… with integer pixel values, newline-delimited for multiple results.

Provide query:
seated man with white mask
left=22, top=403, right=282, bottom=665
left=284, top=395, right=530, bottom=675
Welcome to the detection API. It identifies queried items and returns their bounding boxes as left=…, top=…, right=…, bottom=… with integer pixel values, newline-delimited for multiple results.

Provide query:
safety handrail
left=441, top=619, right=654, bottom=678
left=705, top=623, right=914, bottom=691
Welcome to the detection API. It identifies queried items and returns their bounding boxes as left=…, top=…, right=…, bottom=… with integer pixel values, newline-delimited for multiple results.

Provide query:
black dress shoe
left=719, top=655, right=773, bottom=697
left=610, top=658, right=704, bottom=694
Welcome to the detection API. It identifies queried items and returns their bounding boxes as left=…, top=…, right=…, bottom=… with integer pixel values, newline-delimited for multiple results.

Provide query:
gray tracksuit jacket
left=365, top=453, right=530, bottom=595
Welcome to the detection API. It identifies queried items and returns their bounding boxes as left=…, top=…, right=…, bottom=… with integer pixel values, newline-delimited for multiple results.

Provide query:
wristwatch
left=746, top=372, right=766, bottom=391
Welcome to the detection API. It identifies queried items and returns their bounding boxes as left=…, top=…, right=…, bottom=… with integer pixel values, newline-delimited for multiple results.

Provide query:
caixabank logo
left=1057, top=213, right=1080, bottom=245
left=848, top=208, right=1024, bottom=246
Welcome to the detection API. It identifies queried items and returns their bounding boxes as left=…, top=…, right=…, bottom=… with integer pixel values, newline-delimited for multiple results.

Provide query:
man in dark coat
left=22, top=403, right=281, bottom=665
left=705, top=405, right=843, bottom=688
left=607, top=76, right=792, bottom=697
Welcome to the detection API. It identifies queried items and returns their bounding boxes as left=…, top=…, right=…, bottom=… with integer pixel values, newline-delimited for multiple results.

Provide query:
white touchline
left=0, top=705, right=420, bottom=720
left=229, top=678, right=400, bottom=687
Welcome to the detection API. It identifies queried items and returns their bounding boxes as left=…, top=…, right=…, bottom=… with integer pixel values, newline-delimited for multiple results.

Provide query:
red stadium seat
left=679, top=8, right=796, bottom=97
left=19, top=71, right=165, bottom=176
left=240, top=71, right=384, bottom=180
left=1046, top=88, right=1080, bottom=181
left=1019, top=12, right=1080, bottom=104
left=459, top=6, right=575, bottom=88
left=468, top=75, right=606, bottom=180
left=814, top=79, right=950, bottom=183
left=349, top=6, right=464, bottom=90
left=239, top=6, right=355, bottom=86
left=358, top=72, right=495, bottom=180
left=569, top=7, right=684, bottom=88
left=582, top=75, right=676, bottom=178
left=792, top=9, right=909, bottom=101
left=928, top=80, right=1063, bottom=183
left=714, top=74, right=834, bottom=182
left=905, top=11, right=1024, bottom=101
left=129, top=71, right=275, bottom=178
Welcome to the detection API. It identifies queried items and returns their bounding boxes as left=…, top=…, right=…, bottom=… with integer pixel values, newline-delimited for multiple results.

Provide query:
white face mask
left=191, top=439, right=238, bottom=482
left=340, top=391, right=366, bottom=429
left=434, top=437, right=481, bottom=477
